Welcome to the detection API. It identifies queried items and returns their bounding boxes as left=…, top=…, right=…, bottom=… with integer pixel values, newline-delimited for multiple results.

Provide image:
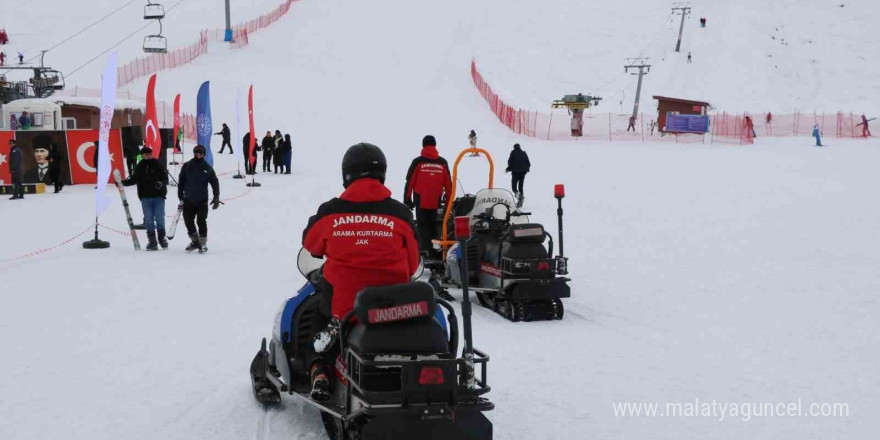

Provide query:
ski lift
left=144, top=2, right=165, bottom=19
left=143, top=35, right=167, bottom=53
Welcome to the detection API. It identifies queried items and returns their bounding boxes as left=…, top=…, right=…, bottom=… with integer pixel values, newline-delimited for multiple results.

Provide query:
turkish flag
left=66, top=129, right=125, bottom=184
left=144, top=74, right=161, bottom=152
left=0, top=131, right=14, bottom=184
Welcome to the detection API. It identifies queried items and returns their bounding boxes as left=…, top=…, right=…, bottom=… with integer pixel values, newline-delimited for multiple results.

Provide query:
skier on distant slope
left=122, top=147, right=169, bottom=250
left=403, top=135, right=452, bottom=258
left=860, top=114, right=872, bottom=137
left=812, top=124, right=823, bottom=147
left=178, top=145, right=220, bottom=253
left=297, top=142, right=420, bottom=401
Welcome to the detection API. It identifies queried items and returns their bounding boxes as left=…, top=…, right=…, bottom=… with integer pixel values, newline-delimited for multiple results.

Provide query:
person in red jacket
left=403, top=135, right=452, bottom=257
left=302, top=142, right=420, bottom=401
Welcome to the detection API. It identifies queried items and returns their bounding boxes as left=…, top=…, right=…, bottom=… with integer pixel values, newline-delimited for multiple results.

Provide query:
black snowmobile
left=429, top=148, right=570, bottom=322
left=250, top=249, right=494, bottom=440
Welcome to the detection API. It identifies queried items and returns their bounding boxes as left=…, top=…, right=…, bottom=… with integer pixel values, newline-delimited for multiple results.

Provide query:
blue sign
left=666, top=113, right=709, bottom=134
left=196, top=81, right=214, bottom=166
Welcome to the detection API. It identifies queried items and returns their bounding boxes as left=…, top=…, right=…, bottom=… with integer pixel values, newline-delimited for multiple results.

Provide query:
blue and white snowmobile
left=249, top=248, right=494, bottom=440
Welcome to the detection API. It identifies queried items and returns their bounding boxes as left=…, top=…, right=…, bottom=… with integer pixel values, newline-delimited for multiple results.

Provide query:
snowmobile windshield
left=470, top=188, right=529, bottom=224
left=297, top=247, right=326, bottom=280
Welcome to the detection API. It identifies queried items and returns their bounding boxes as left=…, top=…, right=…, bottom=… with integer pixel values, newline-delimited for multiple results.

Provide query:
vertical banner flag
left=96, top=53, right=118, bottom=215
left=144, top=74, right=160, bottom=153
left=172, top=94, right=181, bottom=153
left=248, top=85, right=256, bottom=169
left=196, top=81, right=214, bottom=166
left=235, top=88, right=244, bottom=165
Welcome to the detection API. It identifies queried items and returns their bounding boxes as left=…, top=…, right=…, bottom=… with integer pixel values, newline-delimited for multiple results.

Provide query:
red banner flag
left=248, top=85, right=256, bottom=168
left=144, top=74, right=160, bottom=153
left=172, top=93, right=181, bottom=153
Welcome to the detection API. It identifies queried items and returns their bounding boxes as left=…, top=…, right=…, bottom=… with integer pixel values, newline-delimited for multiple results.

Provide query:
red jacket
left=303, top=178, right=420, bottom=319
left=404, top=146, right=452, bottom=210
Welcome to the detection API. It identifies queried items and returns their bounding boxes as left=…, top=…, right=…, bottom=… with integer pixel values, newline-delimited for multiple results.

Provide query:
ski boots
left=312, top=319, right=341, bottom=353
left=146, top=231, right=159, bottom=251
left=198, top=237, right=208, bottom=254
left=185, top=235, right=200, bottom=252
left=158, top=229, right=168, bottom=250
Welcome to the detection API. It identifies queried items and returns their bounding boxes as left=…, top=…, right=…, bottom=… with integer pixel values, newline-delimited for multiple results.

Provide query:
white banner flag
left=236, top=88, right=244, bottom=165
left=95, top=53, right=118, bottom=216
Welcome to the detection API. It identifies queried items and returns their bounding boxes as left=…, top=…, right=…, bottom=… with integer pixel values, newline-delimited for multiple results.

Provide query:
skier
left=47, top=142, right=64, bottom=193
left=0, top=51, right=5, bottom=66
left=17, top=51, right=23, bottom=64
left=403, top=135, right=453, bottom=257
left=261, top=131, right=274, bottom=172
left=299, top=142, right=420, bottom=401
left=700, top=17, right=706, bottom=28
left=812, top=124, right=823, bottom=147
left=861, top=114, right=872, bottom=137
left=273, top=130, right=283, bottom=173
left=506, top=143, right=530, bottom=207
left=468, top=130, right=477, bottom=148
left=687, top=52, right=692, bottom=63
left=214, top=123, right=233, bottom=154
left=745, top=116, right=756, bottom=139
left=627, top=115, right=636, bottom=132
left=282, top=133, right=292, bottom=174
left=178, top=145, right=220, bottom=253
left=122, top=147, right=169, bottom=250
left=7, top=139, right=24, bottom=200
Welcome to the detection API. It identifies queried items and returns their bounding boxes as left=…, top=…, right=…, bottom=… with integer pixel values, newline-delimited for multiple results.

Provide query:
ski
left=166, top=205, right=183, bottom=240
left=112, top=169, right=141, bottom=250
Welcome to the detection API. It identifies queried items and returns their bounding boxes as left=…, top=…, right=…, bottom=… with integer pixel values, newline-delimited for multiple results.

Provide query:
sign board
left=666, top=113, right=710, bottom=134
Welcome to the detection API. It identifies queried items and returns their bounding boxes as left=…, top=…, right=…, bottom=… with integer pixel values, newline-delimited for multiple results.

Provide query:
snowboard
left=166, top=205, right=184, bottom=240
left=112, top=169, right=141, bottom=250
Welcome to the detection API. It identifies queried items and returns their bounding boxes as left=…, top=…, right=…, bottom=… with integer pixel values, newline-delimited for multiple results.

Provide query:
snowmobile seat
left=347, top=283, right=449, bottom=355
left=502, top=224, right=549, bottom=262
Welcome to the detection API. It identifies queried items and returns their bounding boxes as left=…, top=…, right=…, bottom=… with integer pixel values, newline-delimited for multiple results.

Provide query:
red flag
left=172, top=94, right=181, bottom=153
left=248, top=85, right=256, bottom=168
left=144, top=74, right=160, bottom=152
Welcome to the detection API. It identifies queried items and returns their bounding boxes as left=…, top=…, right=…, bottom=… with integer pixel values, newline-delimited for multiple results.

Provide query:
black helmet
left=342, top=143, right=386, bottom=187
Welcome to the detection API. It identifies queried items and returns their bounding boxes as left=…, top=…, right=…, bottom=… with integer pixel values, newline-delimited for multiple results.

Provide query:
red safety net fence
left=118, top=0, right=298, bottom=88
left=472, top=59, right=869, bottom=144
left=117, top=31, right=208, bottom=88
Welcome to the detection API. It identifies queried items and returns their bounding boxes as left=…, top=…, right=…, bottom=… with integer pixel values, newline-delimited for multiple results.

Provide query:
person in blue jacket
left=812, top=124, right=822, bottom=147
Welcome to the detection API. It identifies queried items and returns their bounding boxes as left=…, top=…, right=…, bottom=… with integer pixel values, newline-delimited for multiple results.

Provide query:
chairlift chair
left=144, top=2, right=165, bottom=19
left=143, top=35, right=167, bottom=53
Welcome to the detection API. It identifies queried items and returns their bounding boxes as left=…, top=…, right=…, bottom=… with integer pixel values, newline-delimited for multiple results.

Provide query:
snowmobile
left=430, top=147, right=570, bottom=322
left=250, top=248, right=494, bottom=440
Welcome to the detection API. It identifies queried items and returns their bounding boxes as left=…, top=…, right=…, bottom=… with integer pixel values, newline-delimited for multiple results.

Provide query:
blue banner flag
left=196, top=81, right=214, bottom=166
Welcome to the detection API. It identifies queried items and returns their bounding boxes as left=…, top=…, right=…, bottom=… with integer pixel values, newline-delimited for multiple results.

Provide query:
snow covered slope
left=473, top=0, right=880, bottom=115
left=2, top=1, right=879, bottom=440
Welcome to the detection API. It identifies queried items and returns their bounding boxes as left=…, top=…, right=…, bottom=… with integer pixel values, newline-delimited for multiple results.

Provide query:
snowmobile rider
left=178, top=144, right=220, bottom=253
left=301, top=142, right=420, bottom=401
left=122, top=147, right=169, bottom=250
left=403, top=135, right=452, bottom=258
left=215, top=123, right=233, bottom=154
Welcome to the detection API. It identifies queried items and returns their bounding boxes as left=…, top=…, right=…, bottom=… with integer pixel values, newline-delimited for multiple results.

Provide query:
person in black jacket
left=273, top=130, right=284, bottom=173
left=282, top=134, right=292, bottom=174
left=261, top=131, right=274, bottom=172
left=122, top=147, right=169, bottom=250
left=47, top=142, right=64, bottom=193
left=215, top=123, right=233, bottom=154
left=178, top=144, right=220, bottom=253
left=242, top=132, right=256, bottom=174
left=7, top=139, right=24, bottom=200
left=506, top=143, right=531, bottom=201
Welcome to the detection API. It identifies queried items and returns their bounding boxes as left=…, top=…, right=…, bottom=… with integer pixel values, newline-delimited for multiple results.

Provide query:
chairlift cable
left=1, top=0, right=138, bottom=75
left=65, top=0, right=188, bottom=80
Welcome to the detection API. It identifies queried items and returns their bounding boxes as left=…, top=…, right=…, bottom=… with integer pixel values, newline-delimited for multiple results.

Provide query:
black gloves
left=505, top=167, right=511, bottom=173
left=211, top=197, right=221, bottom=210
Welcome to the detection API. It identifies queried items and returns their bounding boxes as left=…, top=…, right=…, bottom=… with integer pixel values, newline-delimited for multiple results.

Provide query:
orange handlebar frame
left=433, top=148, right=494, bottom=257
